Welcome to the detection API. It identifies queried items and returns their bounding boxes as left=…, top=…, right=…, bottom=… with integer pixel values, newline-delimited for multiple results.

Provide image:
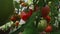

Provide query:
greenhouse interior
left=0, top=0, right=60, bottom=34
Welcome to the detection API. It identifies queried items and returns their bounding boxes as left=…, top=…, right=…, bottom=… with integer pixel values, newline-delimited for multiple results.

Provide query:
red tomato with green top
left=20, top=11, right=28, bottom=21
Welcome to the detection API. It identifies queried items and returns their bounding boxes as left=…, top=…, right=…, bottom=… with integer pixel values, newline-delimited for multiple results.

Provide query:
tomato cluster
left=41, top=5, right=52, bottom=32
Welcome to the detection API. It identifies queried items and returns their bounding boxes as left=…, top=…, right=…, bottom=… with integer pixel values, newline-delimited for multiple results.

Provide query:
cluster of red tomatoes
left=10, top=0, right=52, bottom=33
left=41, top=5, right=52, bottom=33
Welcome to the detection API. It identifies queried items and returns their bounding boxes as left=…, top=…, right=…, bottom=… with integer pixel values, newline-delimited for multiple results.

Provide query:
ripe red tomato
left=41, top=5, right=50, bottom=17
left=45, top=25, right=52, bottom=32
left=10, top=16, right=16, bottom=21
left=44, top=16, right=51, bottom=23
left=20, top=11, right=28, bottom=21
left=20, top=9, right=33, bottom=21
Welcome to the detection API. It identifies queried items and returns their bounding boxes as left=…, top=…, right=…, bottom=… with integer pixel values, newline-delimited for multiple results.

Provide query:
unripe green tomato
left=38, top=19, right=47, bottom=31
